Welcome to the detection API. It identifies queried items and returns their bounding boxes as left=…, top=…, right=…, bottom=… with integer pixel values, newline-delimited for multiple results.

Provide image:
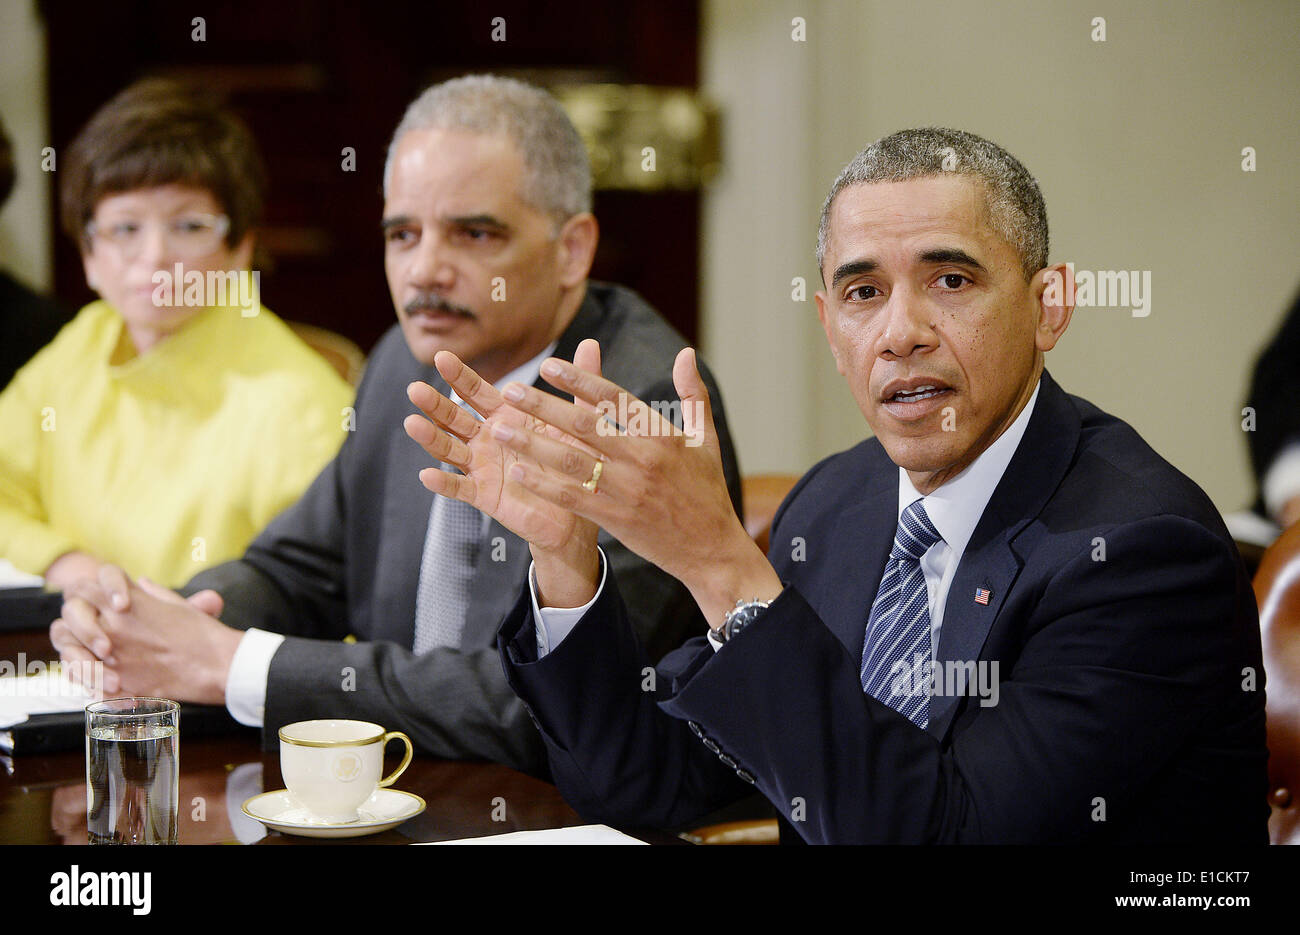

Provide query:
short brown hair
left=60, top=77, right=266, bottom=249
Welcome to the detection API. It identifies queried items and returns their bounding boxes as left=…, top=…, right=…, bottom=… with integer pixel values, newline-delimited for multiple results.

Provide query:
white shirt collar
left=897, top=377, right=1042, bottom=559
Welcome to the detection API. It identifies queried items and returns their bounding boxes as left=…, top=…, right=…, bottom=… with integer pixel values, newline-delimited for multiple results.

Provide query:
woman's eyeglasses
left=86, top=213, right=231, bottom=260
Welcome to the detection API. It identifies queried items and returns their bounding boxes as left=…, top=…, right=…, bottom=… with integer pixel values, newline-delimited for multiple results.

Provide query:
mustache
left=404, top=295, right=475, bottom=319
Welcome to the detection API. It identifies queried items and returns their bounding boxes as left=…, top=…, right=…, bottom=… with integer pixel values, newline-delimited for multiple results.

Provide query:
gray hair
left=382, top=74, right=592, bottom=225
left=816, top=128, right=1048, bottom=281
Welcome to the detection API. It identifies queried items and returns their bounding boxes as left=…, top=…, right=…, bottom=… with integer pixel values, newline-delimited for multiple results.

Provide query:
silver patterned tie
left=412, top=467, right=483, bottom=653
left=860, top=500, right=943, bottom=728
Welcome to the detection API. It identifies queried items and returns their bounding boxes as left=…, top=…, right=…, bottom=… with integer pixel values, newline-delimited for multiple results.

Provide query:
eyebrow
left=830, top=259, right=879, bottom=288
left=380, top=214, right=511, bottom=233
left=829, top=248, right=988, bottom=288
left=448, top=214, right=509, bottom=231
left=918, top=248, right=987, bottom=273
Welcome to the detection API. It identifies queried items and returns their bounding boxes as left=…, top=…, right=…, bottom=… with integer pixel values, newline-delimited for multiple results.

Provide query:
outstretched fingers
left=491, top=420, right=609, bottom=491
left=434, top=351, right=506, bottom=422
left=505, top=456, right=610, bottom=527
left=404, top=411, right=474, bottom=471
left=417, top=464, right=479, bottom=504
left=407, top=380, right=482, bottom=442
left=673, top=347, right=719, bottom=451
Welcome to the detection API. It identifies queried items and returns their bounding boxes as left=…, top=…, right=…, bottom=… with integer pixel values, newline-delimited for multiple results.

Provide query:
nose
left=134, top=221, right=172, bottom=269
left=876, top=285, right=938, bottom=359
left=405, top=229, right=456, bottom=291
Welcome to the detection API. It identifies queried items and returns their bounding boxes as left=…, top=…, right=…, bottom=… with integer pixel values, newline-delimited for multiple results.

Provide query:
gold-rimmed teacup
left=278, top=719, right=413, bottom=824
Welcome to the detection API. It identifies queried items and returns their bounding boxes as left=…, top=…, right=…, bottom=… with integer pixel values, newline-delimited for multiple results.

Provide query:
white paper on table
left=424, top=824, right=648, bottom=845
left=0, top=668, right=95, bottom=729
left=0, top=558, right=43, bottom=589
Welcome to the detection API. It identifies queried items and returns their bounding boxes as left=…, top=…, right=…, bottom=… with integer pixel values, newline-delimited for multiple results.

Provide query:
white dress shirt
left=225, top=342, right=557, bottom=727
left=896, top=378, right=1040, bottom=660
left=533, top=378, right=1041, bottom=659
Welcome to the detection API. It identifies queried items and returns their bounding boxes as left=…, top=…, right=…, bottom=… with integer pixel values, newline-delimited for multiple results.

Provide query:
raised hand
left=491, top=346, right=782, bottom=626
left=405, top=340, right=605, bottom=607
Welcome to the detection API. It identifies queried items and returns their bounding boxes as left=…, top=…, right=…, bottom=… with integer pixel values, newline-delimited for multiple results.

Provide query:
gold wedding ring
left=582, top=459, right=604, bottom=493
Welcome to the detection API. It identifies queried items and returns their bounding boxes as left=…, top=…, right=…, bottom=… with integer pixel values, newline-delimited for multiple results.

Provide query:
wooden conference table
left=0, top=619, right=671, bottom=845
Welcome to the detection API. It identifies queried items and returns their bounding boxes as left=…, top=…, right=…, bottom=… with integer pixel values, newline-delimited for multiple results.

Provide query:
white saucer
left=242, top=788, right=426, bottom=839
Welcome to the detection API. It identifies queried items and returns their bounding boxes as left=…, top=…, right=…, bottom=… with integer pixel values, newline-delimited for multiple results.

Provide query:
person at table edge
left=408, top=127, right=1268, bottom=843
left=0, top=78, right=351, bottom=590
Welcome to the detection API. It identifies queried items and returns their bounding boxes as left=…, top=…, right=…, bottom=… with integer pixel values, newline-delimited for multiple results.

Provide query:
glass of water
left=85, top=697, right=179, bottom=845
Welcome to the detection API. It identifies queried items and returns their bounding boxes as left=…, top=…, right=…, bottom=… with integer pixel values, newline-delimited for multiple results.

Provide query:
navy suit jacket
left=498, top=371, right=1269, bottom=843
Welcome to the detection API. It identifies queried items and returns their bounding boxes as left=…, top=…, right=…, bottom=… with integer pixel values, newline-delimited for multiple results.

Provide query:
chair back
left=1252, top=522, right=1300, bottom=844
left=742, top=474, right=800, bottom=555
left=288, top=322, right=366, bottom=387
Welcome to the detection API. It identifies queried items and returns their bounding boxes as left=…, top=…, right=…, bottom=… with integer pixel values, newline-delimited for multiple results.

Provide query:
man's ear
left=815, top=290, right=845, bottom=375
left=555, top=212, right=598, bottom=288
left=1033, top=262, right=1074, bottom=353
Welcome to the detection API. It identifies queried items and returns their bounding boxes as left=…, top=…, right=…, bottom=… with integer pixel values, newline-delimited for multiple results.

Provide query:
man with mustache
left=50, top=75, right=741, bottom=776
left=410, top=127, right=1268, bottom=841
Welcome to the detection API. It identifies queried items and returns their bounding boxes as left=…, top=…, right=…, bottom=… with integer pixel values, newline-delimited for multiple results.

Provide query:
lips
left=879, top=378, right=955, bottom=420
left=889, top=386, right=945, bottom=402
left=410, top=308, right=469, bottom=323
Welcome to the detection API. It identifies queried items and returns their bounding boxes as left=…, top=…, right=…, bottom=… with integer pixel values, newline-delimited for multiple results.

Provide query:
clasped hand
left=48, top=565, right=239, bottom=704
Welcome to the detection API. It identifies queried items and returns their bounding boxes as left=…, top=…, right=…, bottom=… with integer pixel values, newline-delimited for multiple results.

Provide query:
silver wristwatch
left=717, top=598, right=772, bottom=643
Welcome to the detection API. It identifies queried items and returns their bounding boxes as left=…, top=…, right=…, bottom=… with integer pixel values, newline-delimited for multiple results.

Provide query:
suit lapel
left=927, top=371, right=1081, bottom=741
left=370, top=369, right=442, bottom=647
left=928, top=536, right=1021, bottom=740
left=817, top=449, right=898, bottom=660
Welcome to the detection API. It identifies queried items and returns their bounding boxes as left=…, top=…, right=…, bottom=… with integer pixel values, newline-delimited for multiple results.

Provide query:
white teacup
left=279, top=719, right=414, bottom=823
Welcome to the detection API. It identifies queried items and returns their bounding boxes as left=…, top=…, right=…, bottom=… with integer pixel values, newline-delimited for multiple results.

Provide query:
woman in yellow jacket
left=0, top=78, right=353, bottom=590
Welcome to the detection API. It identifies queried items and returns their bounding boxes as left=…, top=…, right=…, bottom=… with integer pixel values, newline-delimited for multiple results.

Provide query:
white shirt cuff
left=1264, top=442, right=1300, bottom=521
left=530, top=549, right=608, bottom=658
left=225, top=628, right=285, bottom=727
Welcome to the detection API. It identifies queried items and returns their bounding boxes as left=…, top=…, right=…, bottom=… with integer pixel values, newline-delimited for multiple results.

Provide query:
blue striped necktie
left=860, top=500, right=943, bottom=728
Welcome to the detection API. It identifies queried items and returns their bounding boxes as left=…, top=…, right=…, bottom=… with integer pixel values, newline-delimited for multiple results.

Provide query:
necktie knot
left=891, top=500, right=942, bottom=561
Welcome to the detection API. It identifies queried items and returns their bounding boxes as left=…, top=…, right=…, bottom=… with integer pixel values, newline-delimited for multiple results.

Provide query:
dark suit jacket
left=1, top=271, right=69, bottom=392
left=187, top=282, right=743, bottom=776
left=499, top=371, right=1269, bottom=842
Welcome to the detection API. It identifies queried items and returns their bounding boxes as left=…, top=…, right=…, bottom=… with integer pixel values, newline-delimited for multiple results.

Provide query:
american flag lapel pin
left=974, top=587, right=991, bottom=605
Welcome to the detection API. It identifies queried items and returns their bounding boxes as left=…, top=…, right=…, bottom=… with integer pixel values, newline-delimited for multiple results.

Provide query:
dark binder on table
left=1, top=703, right=251, bottom=755
left=0, top=588, right=63, bottom=632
